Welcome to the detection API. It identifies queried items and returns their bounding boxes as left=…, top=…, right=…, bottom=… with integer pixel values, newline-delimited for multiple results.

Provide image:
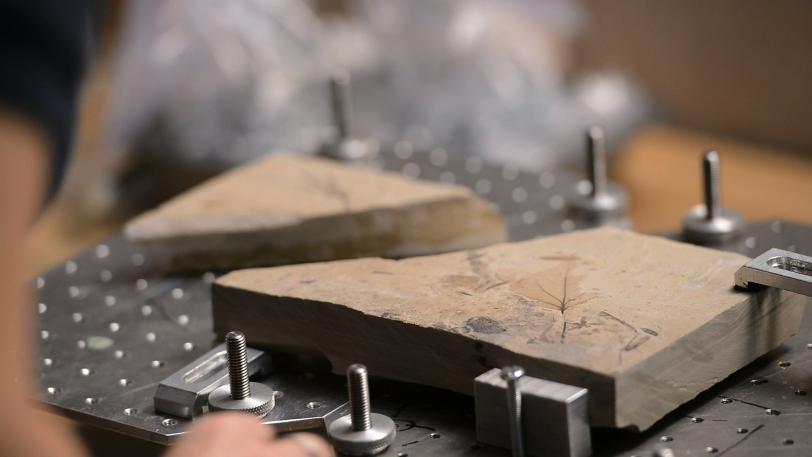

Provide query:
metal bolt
left=681, top=150, right=743, bottom=245
left=330, top=72, right=352, bottom=141
left=703, top=151, right=721, bottom=220
left=568, top=126, right=629, bottom=227
left=586, top=126, right=608, bottom=199
left=327, top=364, right=396, bottom=455
left=319, top=72, right=379, bottom=162
left=500, top=366, right=526, bottom=457
left=348, top=364, right=372, bottom=431
left=207, top=331, right=274, bottom=417
left=226, top=331, right=250, bottom=400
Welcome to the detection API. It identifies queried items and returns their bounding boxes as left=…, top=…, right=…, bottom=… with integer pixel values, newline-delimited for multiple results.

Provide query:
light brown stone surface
left=213, top=228, right=806, bottom=430
left=125, top=154, right=505, bottom=270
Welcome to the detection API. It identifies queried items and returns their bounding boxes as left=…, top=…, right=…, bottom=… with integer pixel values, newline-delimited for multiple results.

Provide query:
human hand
left=166, top=412, right=334, bottom=457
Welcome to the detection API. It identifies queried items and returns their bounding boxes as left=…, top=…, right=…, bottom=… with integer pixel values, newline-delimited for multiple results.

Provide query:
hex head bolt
left=327, top=364, right=396, bottom=456
left=569, top=126, right=630, bottom=227
left=207, top=331, right=275, bottom=417
left=500, top=366, right=526, bottom=457
left=682, top=150, right=743, bottom=245
left=319, top=72, right=379, bottom=162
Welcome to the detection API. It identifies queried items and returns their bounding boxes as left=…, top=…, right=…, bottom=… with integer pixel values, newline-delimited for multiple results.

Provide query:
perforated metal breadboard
left=36, top=146, right=812, bottom=456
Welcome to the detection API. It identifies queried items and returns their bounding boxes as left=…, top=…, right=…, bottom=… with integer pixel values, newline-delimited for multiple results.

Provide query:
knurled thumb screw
left=207, top=331, right=275, bottom=417
left=327, top=364, right=396, bottom=455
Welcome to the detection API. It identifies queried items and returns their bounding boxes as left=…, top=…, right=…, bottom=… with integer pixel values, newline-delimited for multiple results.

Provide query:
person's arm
left=0, top=1, right=333, bottom=454
left=0, top=109, right=87, bottom=457
left=0, top=109, right=335, bottom=457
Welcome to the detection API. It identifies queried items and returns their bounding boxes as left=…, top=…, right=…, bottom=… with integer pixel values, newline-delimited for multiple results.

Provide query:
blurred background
left=30, top=0, right=812, bottom=272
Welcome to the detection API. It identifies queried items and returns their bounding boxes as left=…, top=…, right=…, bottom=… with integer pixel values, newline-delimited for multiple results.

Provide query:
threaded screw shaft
left=225, top=331, right=250, bottom=400
left=329, top=71, right=352, bottom=140
left=347, top=364, right=372, bottom=431
left=586, top=126, right=607, bottom=198
left=702, top=150, right=721, bottom=220
left=501, top=365, right=526, bottom=457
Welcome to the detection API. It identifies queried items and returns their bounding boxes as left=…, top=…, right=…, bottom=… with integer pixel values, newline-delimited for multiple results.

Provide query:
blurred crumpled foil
left=106, top=0, right=650, bottom=205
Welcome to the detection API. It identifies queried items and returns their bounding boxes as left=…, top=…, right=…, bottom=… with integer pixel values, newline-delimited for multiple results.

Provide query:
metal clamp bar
left=735, top=248, right=812, bottom=297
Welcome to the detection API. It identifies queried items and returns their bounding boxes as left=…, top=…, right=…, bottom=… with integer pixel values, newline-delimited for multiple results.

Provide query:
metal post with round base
left=207, top=331, right=275, bottom=418
left=568, top=126, right=630, bottom=228
left=681, top=150, right=743, bottom=245
left=327, top=364, right=396, bottom=456
left=318, top=71, right=379, bottom=162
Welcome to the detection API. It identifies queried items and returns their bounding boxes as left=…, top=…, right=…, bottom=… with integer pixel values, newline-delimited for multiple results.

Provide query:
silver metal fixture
left=319, top=72, right=379, bottom=162
left=569, top=126, right=629, bottom=227
left=327, top=364, right=396, bottom=456
left=655, top=447, right=676, bottom=457
left=207, top=331, right=275, bottom=417
left=475, top=368, right=591, bottom=457
left=682, top=150, right=743, bottom=245
left=154, top=342, right=271, bottom=418
left=35, top=138, right=812, bottom=455
left=500, top=366, right=526, bottom=457
left=735, top=248, right=812, bottom=297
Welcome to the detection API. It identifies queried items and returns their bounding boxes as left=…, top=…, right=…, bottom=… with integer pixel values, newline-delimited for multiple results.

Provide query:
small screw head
left=499, top=365, right=525, bottom=382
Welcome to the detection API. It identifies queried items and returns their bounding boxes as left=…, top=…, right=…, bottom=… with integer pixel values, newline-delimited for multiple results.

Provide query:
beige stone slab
left=212, top=227, right=806, bottom=430
left=125, top=153, right=505, bottom=270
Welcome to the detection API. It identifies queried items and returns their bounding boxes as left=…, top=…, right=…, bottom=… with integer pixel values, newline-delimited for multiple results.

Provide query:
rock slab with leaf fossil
left=213, top=227, right=806, bottom=430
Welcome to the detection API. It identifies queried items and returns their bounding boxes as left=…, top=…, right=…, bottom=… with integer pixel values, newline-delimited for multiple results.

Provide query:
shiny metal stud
left=569, top=126, right=629, bottom=227
left=500, top=366, right=526, bottom=457
left=207, top=332, right=274, bottom=417
left=682, top=150, right=743, bottom=245
left=327, top=364, right=395, bottom=455
left=318, top=71, right=379, bottom=162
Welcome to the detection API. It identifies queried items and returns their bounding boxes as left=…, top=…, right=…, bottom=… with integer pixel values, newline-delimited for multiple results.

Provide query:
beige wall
left=576, top=0, right=812, bottom=154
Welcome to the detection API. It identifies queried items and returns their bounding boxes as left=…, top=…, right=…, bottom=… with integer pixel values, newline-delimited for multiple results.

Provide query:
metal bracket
left=474, top=368, right=591, bottom=457
left=154, top=343, right=272, bottom=418
left=735, top=248, right=812, bottom=297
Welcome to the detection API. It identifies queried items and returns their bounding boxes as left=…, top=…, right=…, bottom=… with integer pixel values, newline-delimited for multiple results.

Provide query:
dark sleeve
left=0, top=0, right=91, bottom=197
